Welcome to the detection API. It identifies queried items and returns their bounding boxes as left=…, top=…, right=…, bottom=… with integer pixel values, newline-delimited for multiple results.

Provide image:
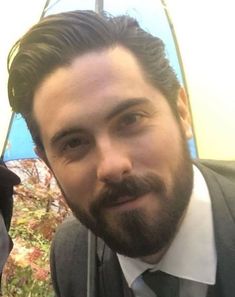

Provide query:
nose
left=96, top=140, right=132, bottom=183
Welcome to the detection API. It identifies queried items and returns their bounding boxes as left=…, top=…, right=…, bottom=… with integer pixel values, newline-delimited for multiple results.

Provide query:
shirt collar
left=117, top=165, right=217, bottom=286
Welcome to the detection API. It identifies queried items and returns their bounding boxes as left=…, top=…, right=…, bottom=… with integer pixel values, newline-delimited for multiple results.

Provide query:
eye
left=118, top=112, right=144, bottom=129
left=60, top=135, right=91, bottom=159
left=65, top=137, right=86, bottom=149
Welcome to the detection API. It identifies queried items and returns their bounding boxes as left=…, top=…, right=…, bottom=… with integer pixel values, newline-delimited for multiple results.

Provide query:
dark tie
left=142, top=270, right=179, bottom=297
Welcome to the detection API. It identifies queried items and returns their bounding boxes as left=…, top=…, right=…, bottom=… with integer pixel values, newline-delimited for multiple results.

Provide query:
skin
left=34, top=46, right=193, bottom=262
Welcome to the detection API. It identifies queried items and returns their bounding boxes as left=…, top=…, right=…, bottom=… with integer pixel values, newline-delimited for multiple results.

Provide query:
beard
left=60, top=135, right=193, bottom=258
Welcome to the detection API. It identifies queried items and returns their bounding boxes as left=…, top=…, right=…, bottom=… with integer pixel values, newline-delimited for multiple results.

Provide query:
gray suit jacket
left=50, top=160, right=235, bottom=297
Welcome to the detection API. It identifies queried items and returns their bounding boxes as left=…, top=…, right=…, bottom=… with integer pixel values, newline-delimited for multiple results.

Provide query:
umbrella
left=2, top=0, right=234, bottom=162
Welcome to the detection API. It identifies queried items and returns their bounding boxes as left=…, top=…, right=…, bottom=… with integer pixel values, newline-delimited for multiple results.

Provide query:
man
left=0, top=159, right=20, bottom=292
left=7, top=10, right=235, bottom=297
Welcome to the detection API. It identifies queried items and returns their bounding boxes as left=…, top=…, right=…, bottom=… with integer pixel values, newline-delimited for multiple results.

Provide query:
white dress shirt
left=118, top=165, right=217, bottom=297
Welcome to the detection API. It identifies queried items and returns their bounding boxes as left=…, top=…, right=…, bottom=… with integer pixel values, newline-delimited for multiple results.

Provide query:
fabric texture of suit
left=50, top=160, right=235, bottom=297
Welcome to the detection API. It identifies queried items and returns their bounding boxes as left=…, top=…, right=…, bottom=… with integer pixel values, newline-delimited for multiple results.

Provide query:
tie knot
left=142, top=270, right=179, bottom=297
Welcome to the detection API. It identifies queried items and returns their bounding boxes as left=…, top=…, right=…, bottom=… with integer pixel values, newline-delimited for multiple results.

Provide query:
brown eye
left=60, top=136, right=91, bottom=160
left=66, top=138, right=84, bottom=149
left=63, top=136, right=90, bottom=150
left=120, top=113, right=143, bottom=127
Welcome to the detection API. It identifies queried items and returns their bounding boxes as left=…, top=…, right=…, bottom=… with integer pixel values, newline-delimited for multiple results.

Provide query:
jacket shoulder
left=51, top=216, right=128, bottom=297
left=50, top=216, right=88, bottom=297
left=195, top=159, right=235, bottom=183
left=195, top=159, right=235, bottom=220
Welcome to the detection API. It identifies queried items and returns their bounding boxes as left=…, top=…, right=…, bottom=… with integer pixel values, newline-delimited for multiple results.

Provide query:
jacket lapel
left=197, top=162, right=235, bottom=297
left=98, top=238, right=133, bottom=297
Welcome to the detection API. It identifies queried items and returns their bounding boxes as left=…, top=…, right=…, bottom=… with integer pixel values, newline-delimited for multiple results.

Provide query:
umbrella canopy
left=1, top=0, right=234, bottom=161
left=166, top=0, right=235, bottom=160
left=0, top=0, right=47, bottom=159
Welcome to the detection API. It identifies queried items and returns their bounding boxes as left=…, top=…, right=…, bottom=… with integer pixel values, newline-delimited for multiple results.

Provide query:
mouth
left=105, top=194, right=148, bottom=211
left=110, top=195, right=137, bottom=206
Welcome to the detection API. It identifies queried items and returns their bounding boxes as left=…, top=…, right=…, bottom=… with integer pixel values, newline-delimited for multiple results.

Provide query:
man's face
left=34, top=46, right=193, bottom=258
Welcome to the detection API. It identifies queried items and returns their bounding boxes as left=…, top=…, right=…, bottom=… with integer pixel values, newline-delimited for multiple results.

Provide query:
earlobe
left=177, top=88, right=193, bottom=139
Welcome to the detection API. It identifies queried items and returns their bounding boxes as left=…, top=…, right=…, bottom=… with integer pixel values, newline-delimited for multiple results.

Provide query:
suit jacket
left=50, top=160, right=235, bottom=297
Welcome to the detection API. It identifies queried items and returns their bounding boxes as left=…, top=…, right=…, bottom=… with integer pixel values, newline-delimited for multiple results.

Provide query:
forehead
left=33, top=46, right=167, bottom=143
left=34, top=46, right=150, bottom=101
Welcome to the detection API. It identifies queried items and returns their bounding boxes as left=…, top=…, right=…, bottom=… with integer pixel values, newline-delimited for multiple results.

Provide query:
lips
left=107, top=195, right=138, bottom=207
left=92, top=173, right=165, bottom=214
left=101, top=185, right=153, bottom=209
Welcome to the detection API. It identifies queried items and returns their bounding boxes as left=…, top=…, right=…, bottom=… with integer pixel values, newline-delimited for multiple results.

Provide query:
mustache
left=91, top=173, right=166, bottom=214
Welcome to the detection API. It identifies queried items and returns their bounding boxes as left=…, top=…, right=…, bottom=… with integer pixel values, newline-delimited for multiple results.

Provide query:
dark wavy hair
left=8, top=10, right=180, bottom=150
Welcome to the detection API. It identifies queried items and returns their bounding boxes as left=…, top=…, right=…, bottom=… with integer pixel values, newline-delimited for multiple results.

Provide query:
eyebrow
left=105, top=97, right=150, bottom=120
left=50, top=97, right=150, bottom=147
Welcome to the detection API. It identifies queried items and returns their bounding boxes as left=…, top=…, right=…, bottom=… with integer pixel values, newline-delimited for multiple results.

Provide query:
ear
left=177, top=87, right=193, bottom=139
left=34, top=146, right=51, bottom=169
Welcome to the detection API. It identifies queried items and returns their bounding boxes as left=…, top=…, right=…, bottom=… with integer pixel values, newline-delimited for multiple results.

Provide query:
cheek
left=131, top=126, right=182, bottom=170
left=52, top=163, right=95, bottom=210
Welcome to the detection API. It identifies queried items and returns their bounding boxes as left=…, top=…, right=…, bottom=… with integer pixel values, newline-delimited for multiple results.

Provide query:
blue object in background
left=188, top=138, right=197, bottom=159
left=3, top=114, right=37, bottom=161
